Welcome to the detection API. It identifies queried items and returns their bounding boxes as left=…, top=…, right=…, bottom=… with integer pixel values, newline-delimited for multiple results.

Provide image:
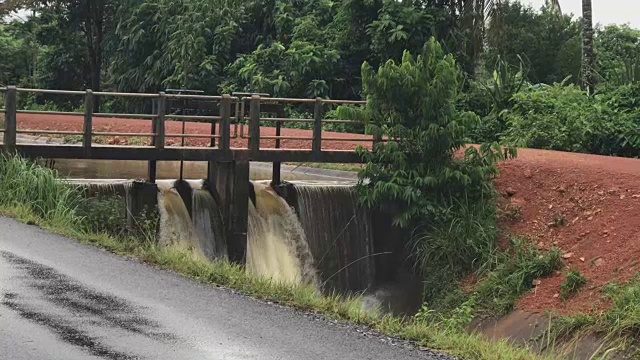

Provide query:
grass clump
left=559, top=269, right=587, bottom=300
left=601, top=274, right=640, bottom=336
left=0, top=153, right=83, bottom=225
left=473, top=238, right=563, bottom=315
left=0, top=154, right=555, bottom=360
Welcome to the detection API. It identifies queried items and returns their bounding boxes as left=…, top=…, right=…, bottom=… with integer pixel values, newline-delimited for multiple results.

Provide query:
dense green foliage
left=0, top=154, right=82, bottom=223
left=352, top=38, right=510, bottom=227
left=502, top=83, right=640, bottom=157
left=345, top=38, right=517, bottom=308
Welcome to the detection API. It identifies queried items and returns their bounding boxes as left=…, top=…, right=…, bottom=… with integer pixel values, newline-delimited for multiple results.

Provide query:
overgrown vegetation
left=0, top=153, right=555, bottom=360
left=344, top=38, right=521, bottom=317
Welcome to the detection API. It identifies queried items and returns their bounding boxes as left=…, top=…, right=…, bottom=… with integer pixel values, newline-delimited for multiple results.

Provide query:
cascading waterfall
left=246, top=181, right=319, bottom=287
left=292, top=182, right=375, bottom=293
left=156, top=180, right=227, bottom=261
left=192, top=188, right=228, bottom=260
left=157, top=180, right=202, bottom=257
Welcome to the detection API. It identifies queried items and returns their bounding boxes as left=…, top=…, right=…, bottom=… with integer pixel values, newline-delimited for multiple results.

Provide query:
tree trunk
left=582, top=0, right=596, bottom=94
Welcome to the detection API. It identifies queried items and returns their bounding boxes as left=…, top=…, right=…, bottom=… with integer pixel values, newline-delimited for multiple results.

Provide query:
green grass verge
left=0, top=154, right=557, bottom=360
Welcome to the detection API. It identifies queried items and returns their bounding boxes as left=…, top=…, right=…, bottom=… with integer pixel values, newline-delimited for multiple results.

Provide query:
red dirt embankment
left=495, top=149, right=640, bottom=315
left=13, top=114, right=640, bottom=315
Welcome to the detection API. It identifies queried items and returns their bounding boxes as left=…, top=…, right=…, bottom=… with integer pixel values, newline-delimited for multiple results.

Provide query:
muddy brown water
left=50, top=159, right=357, bottom=182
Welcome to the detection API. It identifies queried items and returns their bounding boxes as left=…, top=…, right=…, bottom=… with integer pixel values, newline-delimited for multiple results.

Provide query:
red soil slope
left=10, top=114, right=640, bottom=315
left=495, top=149, right=640, bottom=315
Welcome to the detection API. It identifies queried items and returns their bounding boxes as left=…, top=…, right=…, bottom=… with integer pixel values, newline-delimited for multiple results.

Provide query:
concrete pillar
left=208, top=160, right=250, bottom=263
left=125, top=180, right=158, bottom=231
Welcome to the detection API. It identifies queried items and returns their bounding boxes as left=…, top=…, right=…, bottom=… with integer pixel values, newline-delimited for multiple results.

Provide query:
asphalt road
left=0, top=217, right=451, bottom=360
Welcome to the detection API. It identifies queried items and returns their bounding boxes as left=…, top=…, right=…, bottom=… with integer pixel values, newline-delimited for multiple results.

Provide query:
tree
left=2, top=0, right=114, bottom=102
left=341, top=37, right=511, bottom=227
left=582, top=0, right=596, bottom=93
left=483, top=1, right=581, bottom=85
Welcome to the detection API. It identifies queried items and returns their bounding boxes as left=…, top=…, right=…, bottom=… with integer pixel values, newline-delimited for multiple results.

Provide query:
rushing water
left=62, top=160, right=422, bottom=313
left=246, top=182, right=319, bottom=287
left=156, top=180, right=227, bottom=261
left=192, top=188, right=228, bottom=260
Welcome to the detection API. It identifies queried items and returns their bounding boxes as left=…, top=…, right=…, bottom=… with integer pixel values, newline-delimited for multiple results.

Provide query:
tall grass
left=0, top=153, right=83, bottom=225
left=411, top=194, right=500, bottom=307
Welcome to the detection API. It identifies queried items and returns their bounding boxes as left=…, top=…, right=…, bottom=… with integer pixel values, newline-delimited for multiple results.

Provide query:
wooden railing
left=0, top=86, right=379, bottom=168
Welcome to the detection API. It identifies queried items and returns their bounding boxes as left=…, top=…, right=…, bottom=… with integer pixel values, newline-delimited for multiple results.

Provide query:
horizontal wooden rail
left=164, top=133, right=221, bottom=139
left=16, top=129, right=83, bottom=136
left=92, top=131, right=156, bottom=137
left=165, top=114, right=221, bottom=121
left=17, top=88, right=85, bottom=95
left=93, top=112, right=157, bottom=119
left=17, top=110, right=83, bottom=116
left=259, top=135, right=314, bottom=141
left=92, top=91, right=157, bottom=98
left=322, top=119, right=361, bottom=124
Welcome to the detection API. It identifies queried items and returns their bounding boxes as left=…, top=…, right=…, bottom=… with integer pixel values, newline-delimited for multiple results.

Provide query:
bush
left=339, top=38, right=515, bottom=311
left=501, top=83, right=640, bottom=157
left=502, top=83, right=593, bottom=152
left=411, top=195, right=499, bottom=303
left=345, top=37, right=512, bottom=227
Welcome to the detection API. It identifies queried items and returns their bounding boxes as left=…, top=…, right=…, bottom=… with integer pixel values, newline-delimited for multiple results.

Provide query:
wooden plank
left=249, top=149, right=363, bottom=163
left=12, top=145, right=233, bottom=161
left=9, top=144, right=365, bottom=163
left=156, top=92, right=166, bottom=149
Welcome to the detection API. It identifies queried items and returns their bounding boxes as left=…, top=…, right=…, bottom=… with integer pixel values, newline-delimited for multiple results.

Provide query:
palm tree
left=581, top=0, right=595, bottom=93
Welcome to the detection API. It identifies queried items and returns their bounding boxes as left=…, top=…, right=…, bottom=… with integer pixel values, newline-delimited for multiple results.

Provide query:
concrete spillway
left=73, top=177, right=417, bottom=315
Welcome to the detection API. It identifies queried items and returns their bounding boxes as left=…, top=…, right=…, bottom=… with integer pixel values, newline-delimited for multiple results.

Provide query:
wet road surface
left=0, top=217, right=451, bottom=360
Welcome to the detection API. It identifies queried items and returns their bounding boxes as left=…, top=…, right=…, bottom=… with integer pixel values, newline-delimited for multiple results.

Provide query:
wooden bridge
left=0, top=86, right=378, bottom=182
left=0, top=86, right=377, bottom=257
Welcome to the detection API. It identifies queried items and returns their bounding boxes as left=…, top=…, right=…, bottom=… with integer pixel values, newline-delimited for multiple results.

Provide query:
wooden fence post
left=83, top=89, right=93, bottom=156
left=156, top=92, right=166, bottom=149
left=4, top=86, right=17, bottom=151
left=220, top=94, right=231, bottom=151
left=148, top=92, right=166, bottom=183
left=312, top=97, right=323, bottom=153
left=248, top=95, right=261, bottom=156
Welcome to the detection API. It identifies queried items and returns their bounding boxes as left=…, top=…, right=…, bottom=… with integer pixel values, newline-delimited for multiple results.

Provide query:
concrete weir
left=70, top=161, right=418, bottom=315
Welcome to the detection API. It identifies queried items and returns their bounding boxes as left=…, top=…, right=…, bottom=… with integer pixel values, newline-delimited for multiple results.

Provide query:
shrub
left=502, top=83, right=593, bottom=152
left=343, top=37, right=513, bottom=227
